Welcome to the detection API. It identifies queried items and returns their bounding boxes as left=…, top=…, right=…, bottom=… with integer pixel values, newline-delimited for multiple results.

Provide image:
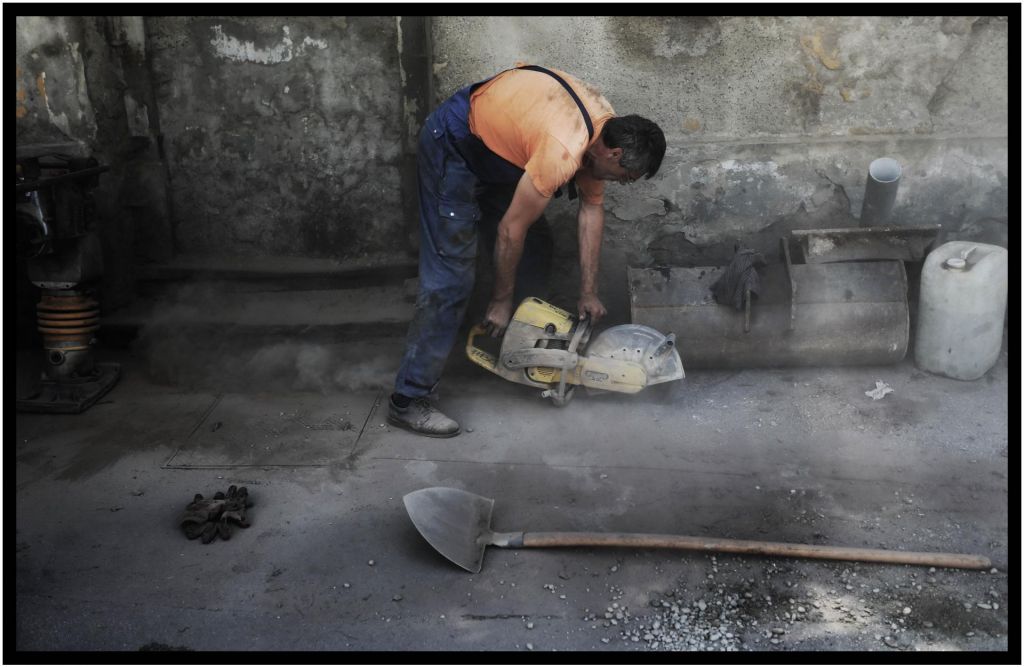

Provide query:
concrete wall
left=16, top=16, right=430, bottom=281
left=432, top=16, right=1009, bottom=314
left=16, top=15, right=1008, bottom=322
left=145, top=16, right=421, bottom=262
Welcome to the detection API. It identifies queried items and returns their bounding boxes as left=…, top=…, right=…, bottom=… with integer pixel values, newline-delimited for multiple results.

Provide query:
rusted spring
left=37, top=292, right=100, bottom=353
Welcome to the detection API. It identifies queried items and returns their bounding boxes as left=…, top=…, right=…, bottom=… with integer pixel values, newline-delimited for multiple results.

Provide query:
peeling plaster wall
left=146, top=17, right=409, bottom=261
left=432, top=16, right=1009, bottom=316
left=15, top=16, right=98, bottom=145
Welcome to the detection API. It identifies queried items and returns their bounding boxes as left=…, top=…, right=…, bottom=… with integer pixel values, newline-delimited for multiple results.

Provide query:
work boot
left=387, top=396, right=461, bottom=438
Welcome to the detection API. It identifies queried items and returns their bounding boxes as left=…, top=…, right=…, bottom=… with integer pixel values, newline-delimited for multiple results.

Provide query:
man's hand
left=578, top=293, right=607, bottom=323
left=483, top=297, right=515, bottom=337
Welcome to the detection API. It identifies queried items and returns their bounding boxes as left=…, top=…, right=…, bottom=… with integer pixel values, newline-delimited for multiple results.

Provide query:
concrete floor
left=14, top=333, right=1011, bottom=654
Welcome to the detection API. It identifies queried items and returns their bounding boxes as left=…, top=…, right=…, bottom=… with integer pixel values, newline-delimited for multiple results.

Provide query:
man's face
left=586, top=147, right=643, bottom=184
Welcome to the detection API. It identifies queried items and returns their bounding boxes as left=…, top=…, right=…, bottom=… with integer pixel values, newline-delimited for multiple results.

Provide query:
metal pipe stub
left=860, top=157, right=902, bottom=227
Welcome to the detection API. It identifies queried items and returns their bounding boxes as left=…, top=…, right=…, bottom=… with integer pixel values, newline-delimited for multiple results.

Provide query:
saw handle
left=466, top=324, right=498, bottom=372
left=549, top=314, right=590, bottom=406
left=516, top=531, right=991, bottom=570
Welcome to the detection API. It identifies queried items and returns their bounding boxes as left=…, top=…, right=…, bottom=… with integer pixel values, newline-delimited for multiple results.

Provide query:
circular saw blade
left=584, top=324, right=685, bottom=386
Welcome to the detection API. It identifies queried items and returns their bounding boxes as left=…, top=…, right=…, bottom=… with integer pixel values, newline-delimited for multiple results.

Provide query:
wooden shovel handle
left=520, top=531, right=991, bottom=570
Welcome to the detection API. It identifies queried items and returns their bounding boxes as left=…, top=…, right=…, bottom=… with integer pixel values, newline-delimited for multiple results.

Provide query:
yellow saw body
left=467, top=297, right=684, bottom=405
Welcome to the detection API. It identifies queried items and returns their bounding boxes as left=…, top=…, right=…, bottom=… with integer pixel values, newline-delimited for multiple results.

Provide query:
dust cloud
left=136, top=327, right=400, bottom=394
left=132, top=282, right=401, bottom=394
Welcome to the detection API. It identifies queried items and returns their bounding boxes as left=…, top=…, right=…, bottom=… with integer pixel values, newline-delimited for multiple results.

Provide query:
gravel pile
left=578, top=554, right=1006, bottom=651
left=623, top=589, right=747, bottom=651
left=588, top=559, right=869, bottom=651
left=582, top=557, right=754, bottom=651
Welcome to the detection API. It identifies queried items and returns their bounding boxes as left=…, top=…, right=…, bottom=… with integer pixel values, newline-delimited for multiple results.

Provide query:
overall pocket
left=432, top=154, right=481, bottom=261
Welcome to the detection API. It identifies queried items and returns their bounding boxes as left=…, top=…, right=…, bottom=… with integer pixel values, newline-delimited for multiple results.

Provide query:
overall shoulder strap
left=515, top=65, right=594, bottom=141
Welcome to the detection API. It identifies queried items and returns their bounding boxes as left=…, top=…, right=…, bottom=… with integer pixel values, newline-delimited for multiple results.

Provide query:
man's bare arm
left=576, top=199, right=607, bottom=322
left=484, top=172, right=550, bottom=336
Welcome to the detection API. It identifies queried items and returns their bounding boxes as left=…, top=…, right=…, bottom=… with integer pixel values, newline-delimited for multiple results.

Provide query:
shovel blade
left=403, top=487, right=494, bottom=573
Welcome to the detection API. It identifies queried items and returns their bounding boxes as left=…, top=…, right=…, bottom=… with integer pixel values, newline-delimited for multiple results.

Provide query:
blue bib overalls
left=393, top=79, right=555, bottom=398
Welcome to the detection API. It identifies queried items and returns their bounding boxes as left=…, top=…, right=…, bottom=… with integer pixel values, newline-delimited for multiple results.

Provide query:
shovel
left=403, top=487, right=991, bottom=574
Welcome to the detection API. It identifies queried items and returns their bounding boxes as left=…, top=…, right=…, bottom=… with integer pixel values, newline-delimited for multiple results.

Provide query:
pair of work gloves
left=179, top=485, right=252, bottom=543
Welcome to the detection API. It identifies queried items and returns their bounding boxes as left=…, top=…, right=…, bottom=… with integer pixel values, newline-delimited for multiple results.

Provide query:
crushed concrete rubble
left=587, top=558, right=748, bottom=651
left=580, top=555, right=1006, bottom=651
left=865, top=380, right=894, bottom=400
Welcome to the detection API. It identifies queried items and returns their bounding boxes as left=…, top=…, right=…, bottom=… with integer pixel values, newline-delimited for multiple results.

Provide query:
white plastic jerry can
left=915, top=241, right=1008, bottom=380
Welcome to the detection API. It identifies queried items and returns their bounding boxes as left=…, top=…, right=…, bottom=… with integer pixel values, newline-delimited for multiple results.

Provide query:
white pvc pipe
left=860, top=157, right=902, bottom=226
left=868, top=157, right=902, bottom=183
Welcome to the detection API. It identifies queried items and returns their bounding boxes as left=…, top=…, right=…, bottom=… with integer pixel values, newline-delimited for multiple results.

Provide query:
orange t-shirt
left=468, top=65, right=616, bottom=205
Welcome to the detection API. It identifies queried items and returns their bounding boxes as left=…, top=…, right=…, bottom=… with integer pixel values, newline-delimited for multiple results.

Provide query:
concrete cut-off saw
left=466, top=297, right=684, bottom=406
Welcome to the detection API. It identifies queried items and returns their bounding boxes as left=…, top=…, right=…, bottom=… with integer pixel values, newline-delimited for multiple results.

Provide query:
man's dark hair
left=601, top=115, right=666, bottom=179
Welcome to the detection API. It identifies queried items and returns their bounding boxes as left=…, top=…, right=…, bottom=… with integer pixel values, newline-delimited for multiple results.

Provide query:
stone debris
left=581, top=552, right=1004, bottom=651
left=865, top=380, right=894, bottom=400
left=604, top=583, right=750, bottom=651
